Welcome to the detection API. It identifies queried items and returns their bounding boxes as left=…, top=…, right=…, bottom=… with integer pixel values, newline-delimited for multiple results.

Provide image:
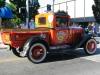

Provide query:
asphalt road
left=0, top=48, right=100, bottom=75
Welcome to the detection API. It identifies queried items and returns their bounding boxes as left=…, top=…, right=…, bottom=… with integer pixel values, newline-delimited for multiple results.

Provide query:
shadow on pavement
left=44, top=48, right=100, bottom=63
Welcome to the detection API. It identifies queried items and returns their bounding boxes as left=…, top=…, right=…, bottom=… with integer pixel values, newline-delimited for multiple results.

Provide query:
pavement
left=0, top=48, right=100, bottom=75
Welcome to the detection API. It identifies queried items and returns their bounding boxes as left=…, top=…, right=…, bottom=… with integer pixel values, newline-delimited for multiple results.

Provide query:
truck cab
left=35, top=12, right=83, bottom=46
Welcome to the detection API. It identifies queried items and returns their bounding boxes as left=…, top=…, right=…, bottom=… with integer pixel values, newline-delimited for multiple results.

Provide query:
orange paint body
left=1, top=12, right=84, bottom=48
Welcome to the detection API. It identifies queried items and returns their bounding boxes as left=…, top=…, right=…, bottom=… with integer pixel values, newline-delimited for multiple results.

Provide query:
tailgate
left=1, top=32, right=11, bottom=45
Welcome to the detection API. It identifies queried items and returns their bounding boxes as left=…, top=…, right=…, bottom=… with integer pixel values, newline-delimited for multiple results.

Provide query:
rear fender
left=20, top=36, right=49, bottom=57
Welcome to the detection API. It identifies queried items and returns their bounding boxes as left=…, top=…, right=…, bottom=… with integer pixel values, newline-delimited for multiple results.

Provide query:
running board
left=50, top=45, right=72, bottom=50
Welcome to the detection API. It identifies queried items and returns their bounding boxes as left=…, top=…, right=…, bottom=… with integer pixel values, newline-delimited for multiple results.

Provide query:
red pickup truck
left=1, top=12, right=97, bottom=63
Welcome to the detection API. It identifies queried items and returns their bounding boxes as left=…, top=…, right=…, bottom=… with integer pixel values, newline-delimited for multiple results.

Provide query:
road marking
left=0, top=57, right=27, bottom=63
left=82, top=54, right=100, bottom=63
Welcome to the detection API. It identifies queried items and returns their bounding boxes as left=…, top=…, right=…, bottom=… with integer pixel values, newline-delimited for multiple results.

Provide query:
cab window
left=38, top=17, right=46, bottom=25
left=56, top=17, right=68, bottom=27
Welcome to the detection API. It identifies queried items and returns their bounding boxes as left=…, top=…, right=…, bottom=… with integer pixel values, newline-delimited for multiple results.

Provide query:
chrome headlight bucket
left=40, top=34, right=46, bottom=39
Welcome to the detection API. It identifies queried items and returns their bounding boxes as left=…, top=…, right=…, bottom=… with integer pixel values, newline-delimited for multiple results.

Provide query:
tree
left=27, top=0, right=40, bottom=20
left=9, top=0, right=40, bottom=22
left=92, top=0, right=100, bottom=24
left=0, top=0, right=5, bottom=7
left=0, top=0, right=16, bottom=28
left=0, top=0, right=40, bottom=28
left=92, top=5, right=100, bottom=24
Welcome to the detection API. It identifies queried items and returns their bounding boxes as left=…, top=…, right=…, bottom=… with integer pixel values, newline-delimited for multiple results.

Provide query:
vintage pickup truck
left=1, top=12, right=97, bottom=63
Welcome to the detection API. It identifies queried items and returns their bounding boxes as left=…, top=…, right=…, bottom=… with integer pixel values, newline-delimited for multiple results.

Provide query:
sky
left=6, top=0, right=95, bottom=18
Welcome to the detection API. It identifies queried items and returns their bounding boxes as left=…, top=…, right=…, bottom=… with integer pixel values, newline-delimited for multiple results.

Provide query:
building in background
left=39, top=0, right=100, bottom=34
left=39, top=0, right=94, bottom=18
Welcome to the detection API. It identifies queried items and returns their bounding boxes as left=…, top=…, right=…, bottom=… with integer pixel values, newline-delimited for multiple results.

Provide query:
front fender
left=76, top=34, right=94, bottom=48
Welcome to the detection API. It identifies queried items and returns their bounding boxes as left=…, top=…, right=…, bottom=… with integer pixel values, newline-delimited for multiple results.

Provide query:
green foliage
left=1, top=18, right=15, bottom=28
left=0, top=1, right=21, bottom=28
left=6, top=2, right=17, bottom=11
left=9, top=0, right=26, bottom=7
left=11, top=16, right=22, bottom=25
left=9, top=0, right=40, bottom=21
left=0, top=0, right=40, bottom=28
left=1, top=17, right=22, bottom=28
left=0, top=0, right=5, bottom=7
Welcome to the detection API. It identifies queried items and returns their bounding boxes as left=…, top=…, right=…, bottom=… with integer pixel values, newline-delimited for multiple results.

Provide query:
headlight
left=48, top=15, right=54, bottom=23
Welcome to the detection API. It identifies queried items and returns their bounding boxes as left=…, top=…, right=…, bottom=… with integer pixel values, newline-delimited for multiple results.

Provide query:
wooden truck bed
left=1, top=28, right=49, bottom=48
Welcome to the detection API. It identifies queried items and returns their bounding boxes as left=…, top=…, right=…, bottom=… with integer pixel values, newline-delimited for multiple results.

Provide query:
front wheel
left=84, top=38, right=97, bottom=55
left=27, top=43, right=47, bottom=64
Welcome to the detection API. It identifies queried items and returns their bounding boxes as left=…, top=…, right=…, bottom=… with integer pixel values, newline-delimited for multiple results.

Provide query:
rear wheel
left=84, top=38, right=97, bottom=55
left=27, top=43, right=47, bottom=64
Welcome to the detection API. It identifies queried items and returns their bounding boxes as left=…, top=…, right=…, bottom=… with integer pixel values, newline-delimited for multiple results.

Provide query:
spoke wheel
left=27, top=43, right=47, bottom=63
left=84, top=39, right=97, bottom=55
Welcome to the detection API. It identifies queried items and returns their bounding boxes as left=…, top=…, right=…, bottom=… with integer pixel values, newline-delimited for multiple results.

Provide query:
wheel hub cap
left=32, top=46, right=44, bottom=60
left=87, top=41, right=96, bottom=52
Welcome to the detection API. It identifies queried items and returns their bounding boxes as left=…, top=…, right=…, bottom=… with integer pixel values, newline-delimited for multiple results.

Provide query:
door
left=50, top=27, right=73, bottom=45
